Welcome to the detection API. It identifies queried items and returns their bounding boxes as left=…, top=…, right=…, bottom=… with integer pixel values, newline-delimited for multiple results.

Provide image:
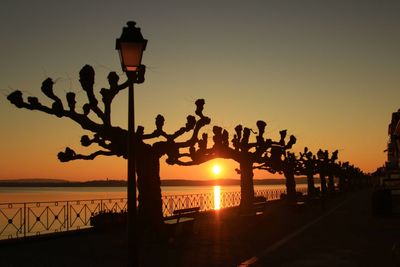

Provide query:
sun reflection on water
left=213, top=185, right=221, bottom=210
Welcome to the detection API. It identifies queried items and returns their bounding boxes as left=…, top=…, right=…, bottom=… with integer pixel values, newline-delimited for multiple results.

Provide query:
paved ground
left=251, top=189, right=400, bottom=267
left=0, top=189, right=398, bottom=267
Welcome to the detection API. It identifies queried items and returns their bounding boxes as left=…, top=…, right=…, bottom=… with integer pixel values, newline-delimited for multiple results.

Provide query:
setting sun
left=212, top=165, right=222, bottom=176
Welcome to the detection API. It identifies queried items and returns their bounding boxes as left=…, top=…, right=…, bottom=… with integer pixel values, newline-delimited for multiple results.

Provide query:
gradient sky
left=1, top=0, right=399, bottom=181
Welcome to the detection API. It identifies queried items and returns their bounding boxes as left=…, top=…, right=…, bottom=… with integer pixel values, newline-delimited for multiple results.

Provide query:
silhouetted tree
left=254, top=130, right=298, bottom=201
left=316, top=149, right=338, bottom=195
left=327, top=150, right=339, bottom=193
left=168, top=120, right=297, bottom=211
left=134, top=99, right=211, bottom=231
left=316, top=149, right=329, bottom=195
left=231, top=125, right=297, bottom=208
left=283, top=152, right=300, bottom=201
left=337, top=161, right=349, bottom=192
left=7, top=65, right=212, bottom=233
left=170, top=121, right=268, bottom=213
left=298, top=147, right=317, bottom=198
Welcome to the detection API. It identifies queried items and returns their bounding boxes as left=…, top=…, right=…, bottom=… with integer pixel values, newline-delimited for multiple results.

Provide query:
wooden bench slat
left=164, top=217, right=195, bottom=225
left=172, top=207, right=200, bottom=215
left=165, top=206, right=200, bottom=224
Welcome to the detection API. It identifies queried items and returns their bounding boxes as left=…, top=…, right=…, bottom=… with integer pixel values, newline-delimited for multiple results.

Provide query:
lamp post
left=116, top=21, right=147, bottom=266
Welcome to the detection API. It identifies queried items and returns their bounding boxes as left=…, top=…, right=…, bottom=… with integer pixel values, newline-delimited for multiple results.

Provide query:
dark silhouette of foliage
left=252, top=129, right=298, bottom=201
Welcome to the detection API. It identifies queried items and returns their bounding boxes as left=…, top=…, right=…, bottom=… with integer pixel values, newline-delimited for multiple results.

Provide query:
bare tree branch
left=57, top=147, right=115, bottom=162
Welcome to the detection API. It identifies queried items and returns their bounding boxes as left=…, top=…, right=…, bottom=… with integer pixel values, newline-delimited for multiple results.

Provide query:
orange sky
left=1, top=1, right=399, bottom=181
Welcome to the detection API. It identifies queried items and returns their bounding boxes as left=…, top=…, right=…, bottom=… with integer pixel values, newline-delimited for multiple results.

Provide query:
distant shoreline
left=0, top=178, right=310, bottom=187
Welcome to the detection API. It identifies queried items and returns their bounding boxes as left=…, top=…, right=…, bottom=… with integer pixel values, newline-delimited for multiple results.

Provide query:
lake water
left=0, top=184, right=307, bottom=203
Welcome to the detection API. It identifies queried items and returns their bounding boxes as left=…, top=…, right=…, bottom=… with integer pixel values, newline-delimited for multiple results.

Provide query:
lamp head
left=116, top=21, right=147, bottom=73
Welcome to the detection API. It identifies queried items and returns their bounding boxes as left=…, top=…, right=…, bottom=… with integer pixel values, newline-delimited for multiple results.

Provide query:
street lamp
left=116, top=21, right=147, bottom=266
left=116, top=21, right=147, bottom=72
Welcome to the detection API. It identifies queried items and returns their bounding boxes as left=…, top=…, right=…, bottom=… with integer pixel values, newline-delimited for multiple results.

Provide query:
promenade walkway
left=251, top=189, right=400, bottom=267
left=0, top=189, right=398, bottom=266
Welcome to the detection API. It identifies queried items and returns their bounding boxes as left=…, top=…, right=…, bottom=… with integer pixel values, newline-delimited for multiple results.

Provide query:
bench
left=164, top=207, right=200, bottom=237
left=253, top=201, right=268, bottom=215
left=239, top=199, right=268, bottom=217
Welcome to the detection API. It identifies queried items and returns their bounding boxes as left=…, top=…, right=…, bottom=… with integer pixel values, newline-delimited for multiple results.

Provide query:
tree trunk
left=136, top=143, right=164, bottom=235
left=306, top=172, right=316, bottom=198
left=239, top=160, right=255, bottom=213
left=284, top=170, right=297, bottom=201
left=319, top=172, right=327, bottom=195
left=338, top=174, right=345, bottom=192
left=328, top=173, right=335, bottom=194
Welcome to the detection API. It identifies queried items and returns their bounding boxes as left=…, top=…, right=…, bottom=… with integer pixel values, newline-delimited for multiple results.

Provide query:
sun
left=212, top=164, right=222, bottom=176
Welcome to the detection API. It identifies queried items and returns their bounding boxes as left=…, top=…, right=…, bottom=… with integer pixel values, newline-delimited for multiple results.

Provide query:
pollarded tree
left=316, top=149, right=329, bottom=195
left=166, top=122, right=266, bottom=212
left=316, top=149, right=338, bottom=195
left=7, top=65, right=212, bottom=232
left=171, top=121, right=297, bottom=210
left=327, top=150, right=339, bottom=193
left=133, top=99, right=211, bottom=230
left=337, top=161, right=350, bottom=192
left=298, top=147, right=318, bottom=198
left=254, top=130, right=298, bottom=201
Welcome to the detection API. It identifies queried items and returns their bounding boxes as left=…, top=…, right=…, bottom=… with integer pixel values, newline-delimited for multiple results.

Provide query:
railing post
left=66, top=201, right=69, bottom=231
left=23, top=203, right=26, bottom=238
